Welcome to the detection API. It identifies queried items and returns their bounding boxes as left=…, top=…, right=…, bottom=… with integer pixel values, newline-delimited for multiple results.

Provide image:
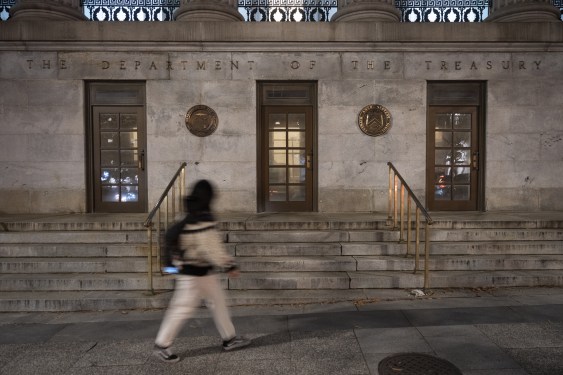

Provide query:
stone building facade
left=0, top=0, right=562, bottom=214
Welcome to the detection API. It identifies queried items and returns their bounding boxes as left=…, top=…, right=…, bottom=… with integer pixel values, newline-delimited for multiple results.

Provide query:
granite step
left=0, top=231, right=148, bottom=244
left=0, top=257, right=154, bottom=273
left=0, top=244, right=148, bottom=257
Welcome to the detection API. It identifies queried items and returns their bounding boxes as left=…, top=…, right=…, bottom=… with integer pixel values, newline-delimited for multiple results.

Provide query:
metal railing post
left=143, top=162, right=187, bottom=293
left=424, top=224, right=431, bottom=289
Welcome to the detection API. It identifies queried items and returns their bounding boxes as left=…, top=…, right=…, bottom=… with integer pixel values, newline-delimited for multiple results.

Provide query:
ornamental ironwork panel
left=81, top=0, right=180, bottom=21
left=395, top=0, right=489, bottom=21
left=238, top=0, right=338, bottom=22
left=0, top=0, right=561, bottom=22
left=1, top=0, right=15, bottom=21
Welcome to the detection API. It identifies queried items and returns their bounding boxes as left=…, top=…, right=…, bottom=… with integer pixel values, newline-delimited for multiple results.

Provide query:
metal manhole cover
left=378, top=353, right=462, bottom=375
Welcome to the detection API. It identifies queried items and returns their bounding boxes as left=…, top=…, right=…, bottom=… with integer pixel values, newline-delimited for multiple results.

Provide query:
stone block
left=58, top=52, right=171, bottom=80
left=0, top=135, right=28, bottom=161
left=487, top=133, right=540, bottom=162
left=318, top=161, right=386, bottom=188
left=168, top=52, right=235, bottom=81
left=405, top=52, right=513, bottom=80
left=373, top=80, right=426, bottom=107
left=487, top=106, right=563, bottom=134
left=512, top=53, right=563, bottom=79
left=30, top=190, right=85, bottom=213
left=318, top=106, right=361, bottom=135
left=213, top=189, right=256, bottom=212
left=0, top=52, right=58, bottom=80
left=231, top=52, right=342, bottom=81
left=539, top=188, right=563, bottom=211
left=540, top=133, right=563, bottom=161
left=0, top=80, right=28, bottom=106
left=0, top=162, right=85, bottom=189
left=200, top=134, right=255, bottom=162
left=488, top=79, right=539, bottom=107
left=0, top=190, right=31, bottom=214
left=319, top=133, right=376, bottom=162
left=319, top=80, right=374, bottom=107
left=27, top=134, right=84, bottom=162
left=342, top=52, right=404, bottom=80
left=1, top=104, right=84, bottom=135
left=319, top=188, right=375, bottom=212
left=27, top=79, right=83, bottom=107
left=486, top=188, right=539, bottom=211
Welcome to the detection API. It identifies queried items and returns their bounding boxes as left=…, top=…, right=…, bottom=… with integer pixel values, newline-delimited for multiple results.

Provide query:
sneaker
left=153, top=344, right=180, bottom=363
left=222, top=336, right=251, bottom=351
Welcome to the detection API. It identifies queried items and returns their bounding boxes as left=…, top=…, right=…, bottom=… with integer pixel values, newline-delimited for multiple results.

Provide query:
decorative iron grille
left=82, top=0, right=180, bottom=21
left=238, top=0, right=337, bottom=22
left=1, top=0, right=14, bottom=21
left=0, top=0, right=561, bottom=22
left=395, top=0, right=489, bottom=22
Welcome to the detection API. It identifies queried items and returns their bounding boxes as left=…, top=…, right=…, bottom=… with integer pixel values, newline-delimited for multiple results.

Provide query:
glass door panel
left=263, top=106, right=313, bottom=212
left=93, top=106, right=146, bottom=213
left=428, top=106, right=478, bottom=210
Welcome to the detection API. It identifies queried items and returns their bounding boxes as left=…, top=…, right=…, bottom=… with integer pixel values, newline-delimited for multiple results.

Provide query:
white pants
left=155, top=273, right=236, bottom=348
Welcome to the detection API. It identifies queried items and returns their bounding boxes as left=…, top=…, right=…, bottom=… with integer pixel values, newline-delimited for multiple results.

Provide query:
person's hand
left=227, top=269, right=240, bottom=278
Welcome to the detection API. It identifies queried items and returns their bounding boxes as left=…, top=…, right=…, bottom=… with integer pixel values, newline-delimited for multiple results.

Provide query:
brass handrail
left=387, top=162, right=433, bottom=290
left=143, top=162, right=187, bottom=293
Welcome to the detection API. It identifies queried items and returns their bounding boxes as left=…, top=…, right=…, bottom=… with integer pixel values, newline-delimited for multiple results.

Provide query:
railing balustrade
left=1, top=0, right=561, bottom=21
left=143, top=162, right=186, bottom=293
left=387, top=162, right=433, bottom=290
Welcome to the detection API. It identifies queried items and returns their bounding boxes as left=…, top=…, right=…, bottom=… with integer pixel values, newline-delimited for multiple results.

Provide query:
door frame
left=426, top=81, right=486, bottom=211
left=85, top=81, right=147, bottom=213
left=256, top=81, right=318, bottom=212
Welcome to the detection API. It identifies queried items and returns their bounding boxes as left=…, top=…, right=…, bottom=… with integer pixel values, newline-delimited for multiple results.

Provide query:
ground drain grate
left=378, top=352, right=462, bottom=375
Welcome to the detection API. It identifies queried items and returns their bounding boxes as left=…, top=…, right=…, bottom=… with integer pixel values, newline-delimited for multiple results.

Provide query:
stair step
left=235, top=243, right=342, bottom=256
left=349, top=270, right=563, bottom=289
left=0, top=273, right=182, bottom=291
left=228, top=272, right=351, bottom=290
left=228, top=230, right=352, bottom=243
left=237, top=256, right=356, bottom=272
left=0, top=231, right=147, bottom=244
left=342, top=241, right=563, bottom=256
left=355, top=255, right=563, bottom=271
left=349, top=229, right=563, bottom=242
left=0, top=244, right=148, bottom=257
left=0, top=257, right=153, bottom=273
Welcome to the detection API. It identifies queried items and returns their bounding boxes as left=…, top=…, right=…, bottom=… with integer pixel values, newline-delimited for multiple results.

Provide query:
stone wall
left=0, top=22, right=562, bottom=213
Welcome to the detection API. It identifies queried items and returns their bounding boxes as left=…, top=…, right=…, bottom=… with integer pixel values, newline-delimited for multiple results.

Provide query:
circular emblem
left=358, top=104, right=392, bottom=137
left=185, top=105, right=218, bottom=137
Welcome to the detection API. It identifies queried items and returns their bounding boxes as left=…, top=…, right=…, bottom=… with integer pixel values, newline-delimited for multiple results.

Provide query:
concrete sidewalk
left=1, top=287, right=562, bottom=375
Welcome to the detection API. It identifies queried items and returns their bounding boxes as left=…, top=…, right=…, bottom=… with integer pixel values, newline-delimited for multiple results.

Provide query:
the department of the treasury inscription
left=358, top=104, right=391, bottom=137
left=185, top=105, right=218, bottom=137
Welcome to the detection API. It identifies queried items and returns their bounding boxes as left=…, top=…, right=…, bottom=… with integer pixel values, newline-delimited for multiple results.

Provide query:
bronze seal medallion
left=185, top=105, right=218, bottom=137
left=358, top=104, right=391, bottom=137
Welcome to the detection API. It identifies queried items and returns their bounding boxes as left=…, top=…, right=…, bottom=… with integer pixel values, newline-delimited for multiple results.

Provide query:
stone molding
left=486, top=0, right=561, bottom=22
left=174, top=0, right=244, bottom=22
left=9, top=0, right=86, bottom=21
left=332, top=0, right=401, bottom=22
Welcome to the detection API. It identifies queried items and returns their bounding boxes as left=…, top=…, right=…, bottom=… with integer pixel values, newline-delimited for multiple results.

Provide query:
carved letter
left=502, top=61, right=510, bottom=70
left=231, top=61, right=239, bottom=70
left=27, top=60, right=33, bottom=69
left=42, top=60, right=51, bottom=69
left=455, top=61, right=461, bottom=70
left=519, top=61, right=526, bottom=70
left=59, top=60, right=67, bottom=70
left=150, top=61, right=158, bottom=70
left=167, top=61, right=173, bottom=70
left=310, top=60, right=316, bottom=69
left=367, top=61, right=374, bottom=70
left=120, top=61, right=126, bottom=70
left=290, top=61, right=300, bottom=69
left=486, top=61, right=493, bottom=70
left=441, top=61, right=447, bottom=70
left=215, top=61, right=222, bottom=70
left=248, top=61, right=255, bottom=70
left=135, top=61, right=141, bottom=70
left=180, top=61, right=188, bottom=70
left=470, top=61, right=478, bottom=70
left=101, top=61, right=110, bottom=69
left=533, top=61, right=541, bottom=70
left=351, top=61, right=358, bottom=70
left=384, top=61, right=391, bottom=70
left=197, top=61, right=206, bottom=70
left=425, top=61, right=432, bottom=70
